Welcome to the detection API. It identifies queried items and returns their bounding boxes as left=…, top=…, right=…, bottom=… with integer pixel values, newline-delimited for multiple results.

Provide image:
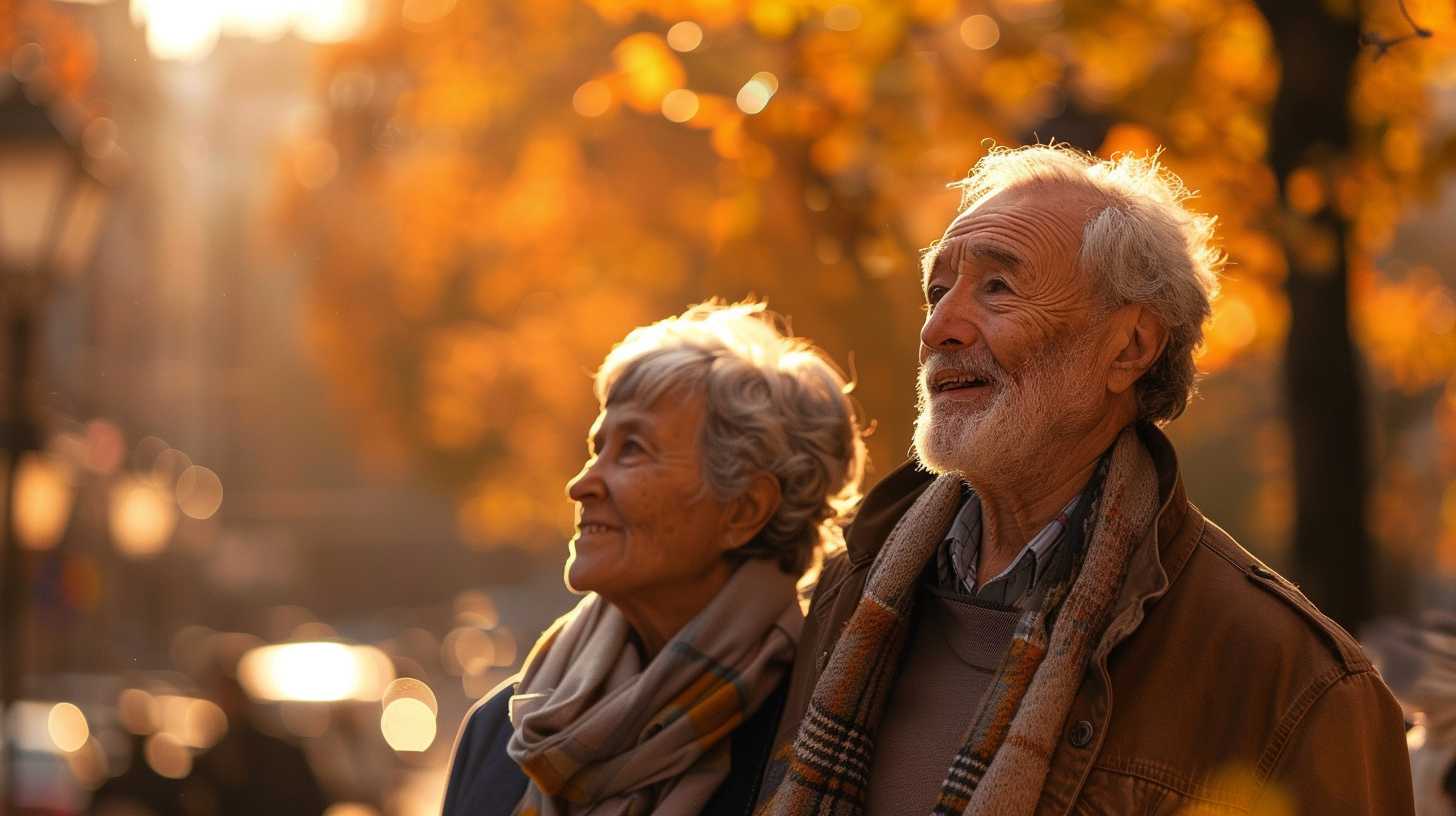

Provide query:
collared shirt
left=935, top=488, right=1084, bottom=609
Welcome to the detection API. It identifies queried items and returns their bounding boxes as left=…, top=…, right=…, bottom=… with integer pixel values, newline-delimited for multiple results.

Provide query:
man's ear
left=721, top=471, right=782, bottom=552
left=1107, top=304, right=1168, bottom=396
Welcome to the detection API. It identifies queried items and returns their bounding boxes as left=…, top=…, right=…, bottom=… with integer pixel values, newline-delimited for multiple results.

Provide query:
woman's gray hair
left=594, top=300, right=867, bottom=576
left=929, top=144, right=1225, bottom=423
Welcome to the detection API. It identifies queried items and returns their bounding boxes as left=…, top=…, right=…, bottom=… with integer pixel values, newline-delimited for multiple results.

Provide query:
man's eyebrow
left=965, top=244, right=1024, bottom=270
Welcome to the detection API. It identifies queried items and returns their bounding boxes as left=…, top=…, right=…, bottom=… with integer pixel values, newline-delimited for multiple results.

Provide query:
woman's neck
left=610, top=561, right=734, bottom=660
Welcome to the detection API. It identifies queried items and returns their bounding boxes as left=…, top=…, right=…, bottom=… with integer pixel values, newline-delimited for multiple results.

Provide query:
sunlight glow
left=130, top=0, right=371, bottom=61
left=238, top=642, right=395, bottom=702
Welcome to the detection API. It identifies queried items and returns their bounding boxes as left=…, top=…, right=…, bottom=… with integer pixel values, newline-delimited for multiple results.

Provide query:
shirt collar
left=937, top=489, right=1083, bottom=608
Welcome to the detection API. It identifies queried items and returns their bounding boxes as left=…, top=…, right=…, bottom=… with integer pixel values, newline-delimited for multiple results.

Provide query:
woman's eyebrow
left=592, top=415, right=652, bottom=451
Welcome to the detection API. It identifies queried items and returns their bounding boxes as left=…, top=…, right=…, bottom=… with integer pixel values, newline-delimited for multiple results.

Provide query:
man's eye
left=925, top=285, right=950, bottom=306
left=984, top=277, right=1010, bottom=294
left=620, top=439, right=644, bottom=456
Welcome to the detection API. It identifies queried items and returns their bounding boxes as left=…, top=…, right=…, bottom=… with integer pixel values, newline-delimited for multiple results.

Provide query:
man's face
left=913, top=181, right=1114, bottom=481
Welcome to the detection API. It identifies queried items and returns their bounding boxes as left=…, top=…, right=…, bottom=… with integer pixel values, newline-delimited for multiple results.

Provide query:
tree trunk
left=1253, top=0, right=1373, bottom=630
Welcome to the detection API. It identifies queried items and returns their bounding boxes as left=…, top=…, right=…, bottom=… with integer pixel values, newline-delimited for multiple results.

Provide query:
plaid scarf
left=507, top=557, right=801, bottom=816
left=761, top=427, right=1158, bottom=816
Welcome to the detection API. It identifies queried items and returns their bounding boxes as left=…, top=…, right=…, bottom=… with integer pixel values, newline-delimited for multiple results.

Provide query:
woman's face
left=564, top=389, right=736, bottom=610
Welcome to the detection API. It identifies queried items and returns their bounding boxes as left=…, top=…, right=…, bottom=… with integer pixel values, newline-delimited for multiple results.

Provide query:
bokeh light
left=118, top=688, right=160, bottom=735
left=13, top=453, right=74, bottom=551
left=736, top=72, right=778, bottom=115
left=84, top=419, right=126, bottom=474
left=380, top=677, right=438, bottom=751
left=110, top=477, right=178, bottom=558
left=152, top=447, right=192, bottom=481
left=144, top=732, right=192, bottom=779
left=380, top=698, right=435, bottom=752
left=490, top=628, right=518, bottom=666
left=67, top=737, right=110, bottom=790
left=441, top=626, right=494, bottom=676
left=959, top=15, right=1000, bottom=50
left=383, top=677, right=438, bottom=714
left=176, top=464, right=225, bottom=520
left=572, top=80, right=612, bottom=118
left=158, top=695, right=228, bottom=749
left=453, top=589, right=499, bottom=628
left=666, top=21, right=703, bottom=52
left=238, top=642, right=395, bottom=702
left=47, top=702, right=89, bottom=753
left=661, top=88, right=700, bottom=123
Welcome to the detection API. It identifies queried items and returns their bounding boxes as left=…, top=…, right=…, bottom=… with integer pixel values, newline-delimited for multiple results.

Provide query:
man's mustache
left=919, top=346, right=1006, bottom=389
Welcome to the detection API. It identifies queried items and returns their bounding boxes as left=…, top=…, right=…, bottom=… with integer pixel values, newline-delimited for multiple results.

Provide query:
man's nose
left=920, top=284, right=979, bottom=355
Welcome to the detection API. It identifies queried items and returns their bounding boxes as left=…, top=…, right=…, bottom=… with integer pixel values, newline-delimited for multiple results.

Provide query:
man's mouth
left=931, top=373, right=993, bottom=394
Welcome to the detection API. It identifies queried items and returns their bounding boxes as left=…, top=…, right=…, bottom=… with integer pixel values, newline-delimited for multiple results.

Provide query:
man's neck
left=968, top=416, right=1132, bottom=583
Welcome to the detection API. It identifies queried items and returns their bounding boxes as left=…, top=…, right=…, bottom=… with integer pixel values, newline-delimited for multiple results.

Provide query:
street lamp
left=0, top=64, right=110, bottom=807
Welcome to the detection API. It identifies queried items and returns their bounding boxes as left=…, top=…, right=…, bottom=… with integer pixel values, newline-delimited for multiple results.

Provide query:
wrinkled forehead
left=923, top=180, right=1103, bottom=284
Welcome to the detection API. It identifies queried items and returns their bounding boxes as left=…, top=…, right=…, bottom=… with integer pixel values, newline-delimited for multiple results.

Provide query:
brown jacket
left=759, top=424, right=1413, bottom=815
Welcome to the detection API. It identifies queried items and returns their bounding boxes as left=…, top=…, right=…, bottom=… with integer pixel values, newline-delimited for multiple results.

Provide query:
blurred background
left=1, top=0, right=1454, bottom=812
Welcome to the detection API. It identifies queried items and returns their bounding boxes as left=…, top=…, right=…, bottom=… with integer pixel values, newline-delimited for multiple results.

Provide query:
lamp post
left=0, top=67, right=109, bottom=807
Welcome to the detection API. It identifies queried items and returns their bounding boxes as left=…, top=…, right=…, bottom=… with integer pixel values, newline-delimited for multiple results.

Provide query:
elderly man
left=756, top=145, right=1413, bottom=815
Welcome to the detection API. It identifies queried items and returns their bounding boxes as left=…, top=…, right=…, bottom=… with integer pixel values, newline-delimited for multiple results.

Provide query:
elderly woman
left=442, top=300, right=866, bottom=816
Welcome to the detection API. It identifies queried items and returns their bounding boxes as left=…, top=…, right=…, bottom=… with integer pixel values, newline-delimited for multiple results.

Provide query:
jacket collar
left=844, top=424, right=1193, bottom=600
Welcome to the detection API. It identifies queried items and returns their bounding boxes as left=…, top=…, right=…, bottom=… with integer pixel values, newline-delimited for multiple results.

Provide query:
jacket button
left=1068, top=719, right=1095, bottom=748
left=816, top=650, right=830, bottom=673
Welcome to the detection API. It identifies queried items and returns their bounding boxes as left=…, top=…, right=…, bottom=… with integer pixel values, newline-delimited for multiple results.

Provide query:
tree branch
left=1360, top=0, right=1433, bottom=60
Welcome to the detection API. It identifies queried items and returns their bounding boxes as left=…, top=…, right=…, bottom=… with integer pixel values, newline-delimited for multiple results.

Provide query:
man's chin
left=912, top=411, right=989, bottom=476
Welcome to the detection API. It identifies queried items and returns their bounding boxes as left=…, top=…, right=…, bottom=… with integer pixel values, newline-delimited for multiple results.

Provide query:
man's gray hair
left=595, top=300, right=867, bottom=575
left=928, top=144, right=1224, bottom=423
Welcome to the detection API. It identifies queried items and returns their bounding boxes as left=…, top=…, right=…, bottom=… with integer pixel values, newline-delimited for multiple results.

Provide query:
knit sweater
left=865, top=582, right=1021, bottom=816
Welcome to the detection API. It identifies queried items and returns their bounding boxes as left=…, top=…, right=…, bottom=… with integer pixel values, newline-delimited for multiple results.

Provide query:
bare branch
left=1360, top=0, right=1433, bottom=60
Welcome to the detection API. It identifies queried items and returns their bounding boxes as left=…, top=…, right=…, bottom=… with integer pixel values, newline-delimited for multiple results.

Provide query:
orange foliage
left=0, top=0, right=98, bottom=111
left=282, top=0, right=1456, bottom=551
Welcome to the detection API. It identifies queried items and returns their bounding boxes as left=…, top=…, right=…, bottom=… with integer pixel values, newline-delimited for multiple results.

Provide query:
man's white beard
left=913, top=331, right=1106, bottom=488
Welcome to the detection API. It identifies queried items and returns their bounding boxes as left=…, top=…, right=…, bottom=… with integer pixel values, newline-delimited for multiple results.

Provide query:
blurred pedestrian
left=755, top=144, right=1415, bottom=814
left=442, top=301, right=867, bottom=815
left=185, top=664, right=329, bottom=815
left=1367, top=612, right=1456, bottom=815
left=87, top=734, right=186, bottom=816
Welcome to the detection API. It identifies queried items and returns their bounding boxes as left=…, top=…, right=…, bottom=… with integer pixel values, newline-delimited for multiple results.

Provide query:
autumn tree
left=285, top=0, right=1456, bottom=628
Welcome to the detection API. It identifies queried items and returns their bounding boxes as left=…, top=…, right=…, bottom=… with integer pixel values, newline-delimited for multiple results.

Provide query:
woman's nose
left=566, top=458, right=604, bottom=502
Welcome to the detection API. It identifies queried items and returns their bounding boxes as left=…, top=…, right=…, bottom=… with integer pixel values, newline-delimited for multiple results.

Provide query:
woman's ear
left=1107, top=304, right=1168, bottom=396
left=721, top=471, right=781, bottom=552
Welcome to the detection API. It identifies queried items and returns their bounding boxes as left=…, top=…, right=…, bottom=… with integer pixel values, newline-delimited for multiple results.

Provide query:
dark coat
left=757, top=423, right=1414, bottom=814
left=443, top=676, right=787, bottom=816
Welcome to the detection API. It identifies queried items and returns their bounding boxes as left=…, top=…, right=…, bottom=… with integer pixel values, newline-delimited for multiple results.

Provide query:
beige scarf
left=508, top=557, right=802, bottom=816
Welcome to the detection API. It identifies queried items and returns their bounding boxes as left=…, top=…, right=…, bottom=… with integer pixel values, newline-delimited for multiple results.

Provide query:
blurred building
left=14, top=1, right=573, bottom=812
